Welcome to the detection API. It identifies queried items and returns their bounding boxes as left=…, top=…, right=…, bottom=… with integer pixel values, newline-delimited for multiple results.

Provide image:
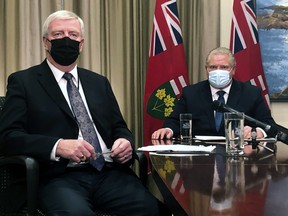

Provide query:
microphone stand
left=246, top=127, right=275, bottom=153
left=250, top=127, right=258, bottom=150
left=211, top=100, right=288, bottom=147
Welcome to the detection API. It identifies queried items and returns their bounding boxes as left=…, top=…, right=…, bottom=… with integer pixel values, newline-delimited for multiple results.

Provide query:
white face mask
left=208, top=70, right=232, bottom=89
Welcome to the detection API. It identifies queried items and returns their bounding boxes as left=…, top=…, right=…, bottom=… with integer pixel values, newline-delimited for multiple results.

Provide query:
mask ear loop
left=43, top=37, right=51, bottom=53
left=230, top=66, right=235, bottom=72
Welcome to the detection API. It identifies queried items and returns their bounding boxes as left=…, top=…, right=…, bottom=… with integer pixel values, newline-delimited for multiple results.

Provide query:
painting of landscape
left=257, top=0, right=288, bottom=101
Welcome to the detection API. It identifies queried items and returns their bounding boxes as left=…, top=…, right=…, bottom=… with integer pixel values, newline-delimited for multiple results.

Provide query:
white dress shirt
left=47, top=60, right=112, bottom=162
left=210, top=83, right=266, bottom=137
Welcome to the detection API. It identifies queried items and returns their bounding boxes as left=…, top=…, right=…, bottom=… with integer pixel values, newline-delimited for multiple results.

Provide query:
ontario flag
left=144, top=0, right=189, bottom=145
left=230, top=0, right=270, bottom=108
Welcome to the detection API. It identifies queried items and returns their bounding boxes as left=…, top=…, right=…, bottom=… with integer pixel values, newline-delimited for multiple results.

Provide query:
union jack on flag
left=230, top=0, right=270, bottom=107
left=230, top=0, right=259, bottom=53
left=150, top=0, right=183, bottom=56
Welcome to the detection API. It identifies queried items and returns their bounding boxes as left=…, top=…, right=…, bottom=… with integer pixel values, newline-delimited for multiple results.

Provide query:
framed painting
left=257, top=0, right=288, bottom=101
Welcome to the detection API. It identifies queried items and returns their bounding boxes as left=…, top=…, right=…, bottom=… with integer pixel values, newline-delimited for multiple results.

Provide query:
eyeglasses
left=207, top=65, right=231, bottom=71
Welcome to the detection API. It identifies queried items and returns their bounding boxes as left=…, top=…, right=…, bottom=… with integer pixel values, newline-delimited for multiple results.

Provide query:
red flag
left=144, top=0, right=189, bottom=145
left=230, top=0, right=270, bottom=108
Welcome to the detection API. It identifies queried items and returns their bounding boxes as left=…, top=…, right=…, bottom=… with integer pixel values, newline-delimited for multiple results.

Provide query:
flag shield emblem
left=147, top=81, right=176, bottom=120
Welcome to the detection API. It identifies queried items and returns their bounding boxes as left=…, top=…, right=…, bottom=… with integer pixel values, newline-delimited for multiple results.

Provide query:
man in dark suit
left=152, top=47, right=276, bottom=140
left=0, top=10, right=162, bottom=216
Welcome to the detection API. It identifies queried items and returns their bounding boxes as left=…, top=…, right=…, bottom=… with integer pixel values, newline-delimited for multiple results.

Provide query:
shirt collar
left=46, top=59, right=78, bottom=83
left=210, top=82, right=232, bottom=97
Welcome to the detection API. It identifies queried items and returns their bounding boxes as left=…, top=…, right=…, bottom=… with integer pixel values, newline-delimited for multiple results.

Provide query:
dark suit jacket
left=0, top=60, right=134, bottom=178
left=163, top=79, right=276, bottom=138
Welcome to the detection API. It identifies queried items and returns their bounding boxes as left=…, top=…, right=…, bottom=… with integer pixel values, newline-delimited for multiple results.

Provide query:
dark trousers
left=38, top=164, right=160, bottom=216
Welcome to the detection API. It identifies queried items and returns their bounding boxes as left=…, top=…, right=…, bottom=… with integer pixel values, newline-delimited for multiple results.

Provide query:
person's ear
left=79, top=39, right=84, bottom=53
left=43, top=37, right=50, bottom=51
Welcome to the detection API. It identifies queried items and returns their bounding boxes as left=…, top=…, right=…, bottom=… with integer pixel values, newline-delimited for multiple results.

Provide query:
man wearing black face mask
left=152, top=47, right=276, bottom=140
left=0, top=10, right=164, bottom=216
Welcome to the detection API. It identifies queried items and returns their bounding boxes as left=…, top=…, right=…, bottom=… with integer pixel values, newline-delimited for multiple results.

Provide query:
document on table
left=137, top=144, right=216, bottom=154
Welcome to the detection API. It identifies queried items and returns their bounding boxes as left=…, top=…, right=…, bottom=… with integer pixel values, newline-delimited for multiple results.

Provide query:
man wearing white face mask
left=152, top=47, right=276, bottom=140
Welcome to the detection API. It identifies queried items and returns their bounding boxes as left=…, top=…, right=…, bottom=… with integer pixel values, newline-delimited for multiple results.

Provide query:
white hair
left=42, top=10, right=84, bottom=38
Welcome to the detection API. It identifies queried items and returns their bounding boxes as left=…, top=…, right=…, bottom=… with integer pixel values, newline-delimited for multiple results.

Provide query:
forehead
left=210, top=54, right=229, bottom=65
left=48, top=18, right=81, bottom=33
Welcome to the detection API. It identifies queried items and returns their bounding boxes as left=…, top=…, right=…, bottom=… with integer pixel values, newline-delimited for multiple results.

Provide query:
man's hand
left=151, top=128, right=173, bottom=140
left=151, top=139, right=172, bottom=145
left=56, top=139, right=96, bottom=163
left=244, top=126, right=264, bottom=139
left=110, top=138, right=132, bottom=164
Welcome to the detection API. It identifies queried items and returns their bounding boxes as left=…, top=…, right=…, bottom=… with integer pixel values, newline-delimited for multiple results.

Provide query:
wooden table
left=149, top=141, right=288, bottom=216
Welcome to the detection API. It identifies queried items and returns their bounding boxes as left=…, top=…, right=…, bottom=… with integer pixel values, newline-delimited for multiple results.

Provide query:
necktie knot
left=217, top=91, right=225, bottom=100
left=63, top=73, right=73, bottom=81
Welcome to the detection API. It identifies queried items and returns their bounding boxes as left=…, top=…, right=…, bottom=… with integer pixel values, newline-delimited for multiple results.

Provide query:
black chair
left=0, top=96, right=148, bottom=216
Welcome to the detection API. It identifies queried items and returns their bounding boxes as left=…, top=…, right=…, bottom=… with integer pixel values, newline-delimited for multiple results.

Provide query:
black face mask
left=48, top=37, right=80, bottom=66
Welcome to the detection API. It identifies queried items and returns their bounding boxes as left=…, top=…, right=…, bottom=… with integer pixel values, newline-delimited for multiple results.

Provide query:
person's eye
left=209, top=66, right=217, bottom=70
left=53, top=32, right=63, bottom=38
left=69, top=32, right=79, bottom=39
left=220, top=66, right=230, bottom=70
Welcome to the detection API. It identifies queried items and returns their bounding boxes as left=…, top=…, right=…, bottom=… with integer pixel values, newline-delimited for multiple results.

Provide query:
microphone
left=212, top=100, right=288, bottom=144
left=212, top=100, right=271, bottom=132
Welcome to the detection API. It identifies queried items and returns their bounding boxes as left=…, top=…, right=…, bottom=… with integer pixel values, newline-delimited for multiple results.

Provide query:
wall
left=220, top=0, right=288, bottom=128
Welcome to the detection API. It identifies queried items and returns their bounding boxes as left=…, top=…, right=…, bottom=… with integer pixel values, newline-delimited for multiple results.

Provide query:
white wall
left=220, top=0, right=288, bottom=128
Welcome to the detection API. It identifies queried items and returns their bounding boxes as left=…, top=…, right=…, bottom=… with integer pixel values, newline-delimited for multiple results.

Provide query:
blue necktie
left=215, top=91, right=225, bottom=131
left=63, top=73, right=105, bottom=171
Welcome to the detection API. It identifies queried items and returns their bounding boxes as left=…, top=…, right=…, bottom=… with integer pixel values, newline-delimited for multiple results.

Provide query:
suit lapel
left=78, top=69, right=95, bottom=109
left=201, top=81, right=216, bottom=129
left=77, top=69, right=102, bottom=122
left=227, top=80, right=241, bottom=109
left=78, top=69, right=108, bottom=141
left=37, top=60, right=75, bottom=120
